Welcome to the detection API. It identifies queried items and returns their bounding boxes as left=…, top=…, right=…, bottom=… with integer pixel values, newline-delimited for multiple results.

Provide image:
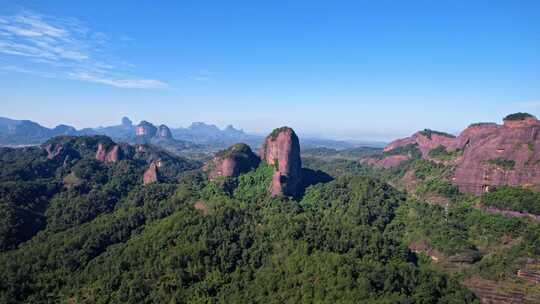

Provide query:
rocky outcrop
left=204, top=143, right=260, bottom=180
left=366, top=113, right=540, bottom=195
left=44, top=143, right=65, bottom=160
left=259, top=127, right=302, bottom=197
left=135, top=121, right=157, bottom=137
left=157, top=125, right=172, bottom=139
left=453, top=114, right=540, bottom=194
left=95, top=143, right=121, bottom=163
left=143, top=161, right=160, bottom=184
left=384, top=129, right=456, bottom=157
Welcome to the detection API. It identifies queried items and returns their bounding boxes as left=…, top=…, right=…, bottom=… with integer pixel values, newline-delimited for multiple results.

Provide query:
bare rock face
left=135, top=121, right=157, bottom=137
left=259, top=127, right=302, bottom=197
left=157, top=124, right=172, bottom=139
left=143, top=161, right=160, bottom=184
left=453, top=115, right=540, bottom=194
left=44, top=143, right=64, bottom=160
left=385, top=129, right=456, bottom=157
left=95, top=143, right=121, bottom=163
left=371, top=113, right=540, bottom=195
left=204, top=143, right=260, bottom=180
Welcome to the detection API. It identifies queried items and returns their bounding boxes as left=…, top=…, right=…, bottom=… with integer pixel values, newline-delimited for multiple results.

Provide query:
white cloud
left=0, top=10, right=167, bottom=89
left=69, top=71, right=168, bottom=89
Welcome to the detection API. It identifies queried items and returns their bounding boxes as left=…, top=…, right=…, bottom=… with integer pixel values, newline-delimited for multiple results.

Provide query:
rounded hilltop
left=503, top=112, right=536, bottom=121
left=204, top=143, right=260, bottom=180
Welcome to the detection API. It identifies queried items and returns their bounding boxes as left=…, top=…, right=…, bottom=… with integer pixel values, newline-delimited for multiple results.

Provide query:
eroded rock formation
left=95, top=143, right=121, bottom=163
left=135, top=121, right=157, bottom=137
left=384, top=129, right=456, bottom=158
left=143, top=161, right=160, bottom=184
left=204, top=143, right=260, bottom=180
left=363, top=113, right=540, bottom=195
left=157, top=124, right=172, bottom=139
left=259, top=127, right=302, bottom=197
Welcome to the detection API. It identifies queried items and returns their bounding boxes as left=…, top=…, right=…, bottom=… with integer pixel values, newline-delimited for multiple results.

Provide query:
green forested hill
left=0, top=136, right=478, bottom=303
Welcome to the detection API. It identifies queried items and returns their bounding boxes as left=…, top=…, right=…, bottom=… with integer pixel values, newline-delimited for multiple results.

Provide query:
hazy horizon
left=1, top=1, right=539, bottom=141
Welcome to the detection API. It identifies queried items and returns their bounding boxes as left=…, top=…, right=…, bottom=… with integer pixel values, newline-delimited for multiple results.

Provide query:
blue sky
left=0, top=0, right=539, bottom=140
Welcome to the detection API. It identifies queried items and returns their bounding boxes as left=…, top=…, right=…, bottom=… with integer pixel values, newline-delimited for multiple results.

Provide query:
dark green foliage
left=482, top=186, right=540, bottom=215
left=503, top=112, right=535, bottom=121
left=396, top=200, right=525, bottom=256
left=413, top=160, right=446, bottom=180
left=215, top=143, right=253, bottom=158
left=269, top=126, right=293, bottom=139
left=468, top=122, right=497, bottom=128
left=417, top=179, right=460, bottom=199
left=485, top=158, right=515, bottom=170
left=428, top=145, right=461, bottom=160
left=419, top=129, right=456, bottom=140
left=0, top=136, right=198, bottom=252
left=233, top=163, right=273, bottom=203
left=0, top=146, right=477, bottom=303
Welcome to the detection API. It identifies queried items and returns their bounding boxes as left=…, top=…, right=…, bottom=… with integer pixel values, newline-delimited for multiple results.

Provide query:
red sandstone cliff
left=204, top=143, right=260, bottom=180
left=95, top=143, right=121, bottom=163
left=453, top=116, right=540, bottom=194
left=384, top=129, right=457, bottom=157
left=143, top=161, right=160, bottom=184
left=259, top=127, right=302, bottom=197
left=364, top=113, right=540, bottom=195
left=135, top=121, right=157, bottom=137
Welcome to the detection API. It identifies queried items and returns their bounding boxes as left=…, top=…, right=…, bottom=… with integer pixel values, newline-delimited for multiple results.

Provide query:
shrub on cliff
left=428, top=145, right=461, bottom=161
left=485, top=158, right=515, bottom=170
left=420, top=129, right=456, bottom=139
left=503, top=112, right=535, bottom=121
left=482, top=186, right=540, bottom=215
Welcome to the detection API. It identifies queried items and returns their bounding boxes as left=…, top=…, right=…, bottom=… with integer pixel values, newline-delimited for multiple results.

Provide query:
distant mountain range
left=0, top=116, right=385, bottom=153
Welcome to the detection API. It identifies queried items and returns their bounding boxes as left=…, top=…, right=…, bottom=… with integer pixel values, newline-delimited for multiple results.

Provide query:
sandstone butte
left=157, top=124, right=173, bottom=139
left=203, top=143, right=260, bottom=180
left=259, top=127, right=302, bottom=197
left=362, top=113, right=540, bottom=195
left=135, top=121, right=158, bottom=137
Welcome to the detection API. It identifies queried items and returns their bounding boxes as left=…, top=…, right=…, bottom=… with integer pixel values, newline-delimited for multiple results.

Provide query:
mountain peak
left=121, top=117, right=133, bottom=127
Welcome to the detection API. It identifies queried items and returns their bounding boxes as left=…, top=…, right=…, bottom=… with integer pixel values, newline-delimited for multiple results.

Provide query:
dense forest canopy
left=1, top=134, right=540, bottom=303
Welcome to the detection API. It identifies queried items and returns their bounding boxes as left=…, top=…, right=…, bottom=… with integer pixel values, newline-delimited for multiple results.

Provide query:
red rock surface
left=259, top=127, right=302, bottom=197
left=453, top=118, right=540, bottom=194
left=44, top=143, right=64, bottom=159
left=204, top=143, right=260, bottom=180
left=95, top=143, right=121, bottom=163
left=370, top=114, right=540, bottom=195
left=143, top=161, right=159, bottom=184
left=135, top=121, right=157, bottom=137
left=385, top=130, right=456, bottom=157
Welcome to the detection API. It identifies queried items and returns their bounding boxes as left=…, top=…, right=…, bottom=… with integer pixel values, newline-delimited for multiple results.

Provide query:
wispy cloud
left=69, top=71, right=168, bottom=89
left=0, top=10, right=167, bottom=89
left=513, top=101, right=540, bottom=108
left=1, top=65, right=56, bottom=78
